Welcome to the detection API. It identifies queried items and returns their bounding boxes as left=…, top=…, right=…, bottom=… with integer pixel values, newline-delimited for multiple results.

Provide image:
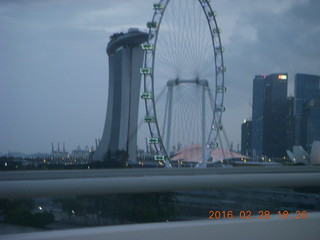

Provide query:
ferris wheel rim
left=142, top=0, right=226, bottom=166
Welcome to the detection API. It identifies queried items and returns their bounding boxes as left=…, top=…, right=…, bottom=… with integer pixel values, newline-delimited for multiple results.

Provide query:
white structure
left=287, top=145, right=310, bottom=165
left=311, top=141, right=320, bottom=165
left=286, top=142, right=320, bottom=165
left=93, top=29, right=148, bottom=162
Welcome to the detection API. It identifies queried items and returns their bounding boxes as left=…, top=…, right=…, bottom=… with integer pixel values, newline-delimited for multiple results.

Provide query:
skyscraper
left=251, top=75, right=265, bottom=159
left=294, top=73, right=320, bottom=146
left=285, top=96, right=295, bottom=151
left=251, top=73, right=288, bottom=159
left=241, top=119, right=252, bottom=156
left=300, top=98, right=320, bottom=152
left=93, top=29, right=148, bottom=162
left=264, top=73, right=288, bottom=157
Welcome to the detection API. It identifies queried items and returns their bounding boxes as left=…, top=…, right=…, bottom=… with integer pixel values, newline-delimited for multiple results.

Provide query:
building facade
left=93, top=29, right=148, bottom=162
left=263, top=73, right=288, bottom=158
left=241, top=119, right=252, bottom=157
left=294, top=73, right=320, bottom=147
left=251, top=73, right=288, bottom=159
left=300, top=98, right=320, bottom=152
left=251, top=75, right=266, bottom=159
left=286, top=96, right=295, bottom=151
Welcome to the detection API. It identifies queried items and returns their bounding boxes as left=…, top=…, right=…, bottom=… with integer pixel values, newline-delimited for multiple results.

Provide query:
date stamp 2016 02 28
left=208, top=210, right=308, bottom=220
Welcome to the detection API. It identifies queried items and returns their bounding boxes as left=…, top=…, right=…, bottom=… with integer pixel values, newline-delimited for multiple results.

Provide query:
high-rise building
left=241, top=119, right=252, bottom=156
left=264, top=73, right=288, bottom=158
left=251, top=73, right=288, bottom=159
left=285, top=96, right=295, bottom=152
left=300, top=98, right=320, bottom=152
left=93, top=29, right=148, bottom=162
left=251, top=75, right=265, bottom=159
left=294, top=73, right=320, bottom=146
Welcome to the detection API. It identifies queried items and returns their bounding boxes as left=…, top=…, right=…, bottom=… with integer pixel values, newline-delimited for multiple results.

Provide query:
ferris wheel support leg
left=166, top=85, right=174, bottom=155
left=162, top=90, right=169, bottom=138
left=201, top=84, right=206, bottom=167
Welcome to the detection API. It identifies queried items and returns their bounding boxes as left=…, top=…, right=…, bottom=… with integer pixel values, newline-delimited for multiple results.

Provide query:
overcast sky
left=0, top=0, right=319, bottom=154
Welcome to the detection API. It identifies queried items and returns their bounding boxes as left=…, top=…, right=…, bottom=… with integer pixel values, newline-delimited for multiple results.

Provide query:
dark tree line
left=55, top=192, right=178, bottom=225
left=1, top=150, right=129, bottom=170
left=0, top=199, right=54, bottom=228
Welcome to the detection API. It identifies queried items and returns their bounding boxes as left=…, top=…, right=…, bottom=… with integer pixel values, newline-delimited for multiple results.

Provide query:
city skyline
left=1, top=0, right=320, bottom=154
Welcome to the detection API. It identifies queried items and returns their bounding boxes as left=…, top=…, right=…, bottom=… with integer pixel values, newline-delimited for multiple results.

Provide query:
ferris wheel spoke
left=141, top=0, right=225, bottom=167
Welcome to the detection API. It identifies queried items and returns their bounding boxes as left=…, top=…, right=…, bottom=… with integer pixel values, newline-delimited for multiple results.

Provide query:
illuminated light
left=154, top=155, right=165, bottom=161
left=43, top=159, right=46, bottom=163
left=141, top=92, right=153, bottom=99
left=141, top=43, right=154, bottom=50
left=243, top=119, right=247, bottom=123
left=144, top=116, right=155, bottom=123
left=244, top=159, right=247, bottom=163
left=208, top=11, right=217, bottom=18
left=216, top=106, right=225, bottom=112
left=215, top=46, right=224, bottom=53
left=4, top=162, right=7, bottom=167
left=39, top=206, right=43, bottom=211
left=148, top=137, right=160, bottom=144
left=217, top=86, right=227, bottom=93
left=153, top=3, right=164, bottom=10
left=212, top=28, right=221, bottom=34
left=140, top=68, right=152, bottom=75
left=147, top=21, right=158, bottom=28
left=207, top=142, right=218, bottom=149
left=72, top=210, right=75, bottom=214
left=278, top=74, right=287, bottom=80
left=212, top=125, right=223, bottom=131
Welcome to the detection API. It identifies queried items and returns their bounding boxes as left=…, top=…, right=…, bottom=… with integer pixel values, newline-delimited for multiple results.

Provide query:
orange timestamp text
left=208, top=210, right=308, bottom=220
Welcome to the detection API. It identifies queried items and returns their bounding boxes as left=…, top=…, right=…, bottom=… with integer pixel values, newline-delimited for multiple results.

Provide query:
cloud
left=216, top=0, right=320, bottom=143
left=0, top=0, right=319, bottom=153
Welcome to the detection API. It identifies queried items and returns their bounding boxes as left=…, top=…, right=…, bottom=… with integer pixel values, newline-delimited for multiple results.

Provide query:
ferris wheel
left=141, top=0, right=226, bottom=167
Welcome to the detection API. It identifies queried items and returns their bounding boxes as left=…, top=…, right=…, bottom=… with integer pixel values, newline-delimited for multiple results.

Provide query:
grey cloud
left=219, top=0, right=320, bottom=143
left=0, top=0, right=319, bottom=153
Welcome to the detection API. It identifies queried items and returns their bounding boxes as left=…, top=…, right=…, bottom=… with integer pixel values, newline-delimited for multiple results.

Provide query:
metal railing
left=1, top=166, right=320, bottom=240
